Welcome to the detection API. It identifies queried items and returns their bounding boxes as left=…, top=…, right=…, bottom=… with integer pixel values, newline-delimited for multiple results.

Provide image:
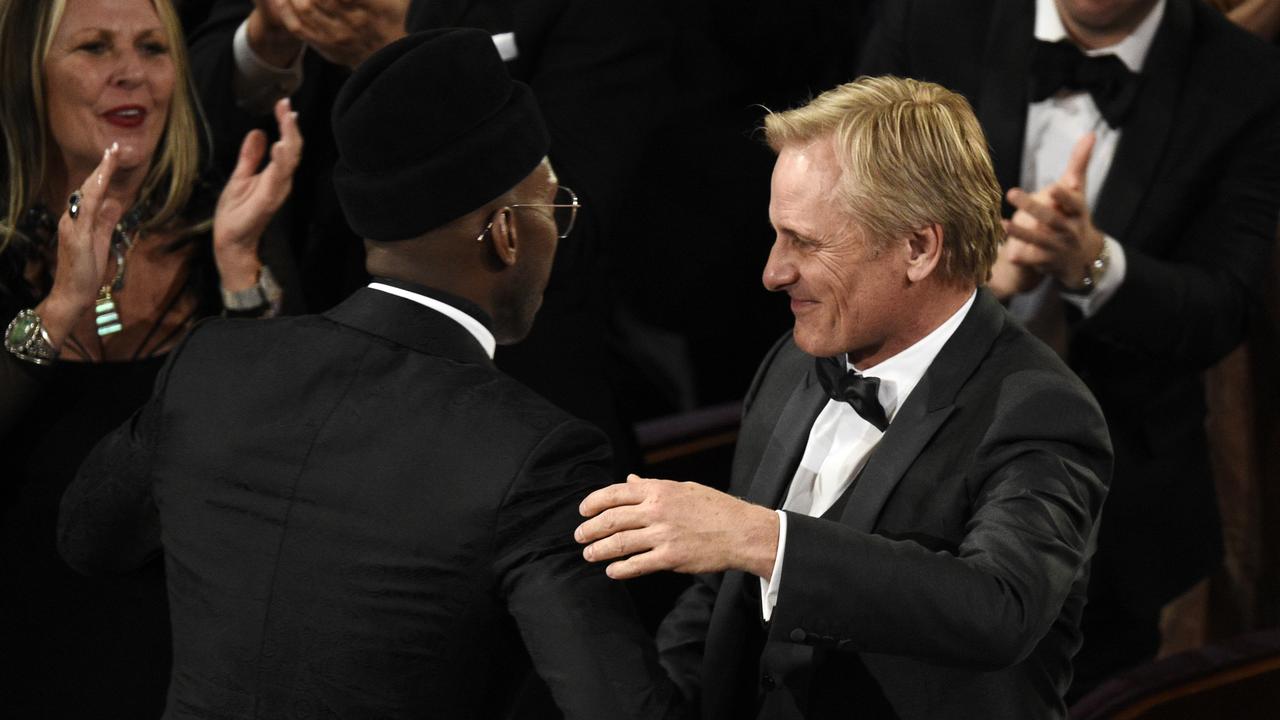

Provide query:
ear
left=485, top=207, right=518, bottom=267
left=904, top=223, right=944, bottom=283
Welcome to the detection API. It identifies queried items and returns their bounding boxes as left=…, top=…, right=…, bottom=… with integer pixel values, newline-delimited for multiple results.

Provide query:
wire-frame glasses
left=476, top=185, right=580, bottom=241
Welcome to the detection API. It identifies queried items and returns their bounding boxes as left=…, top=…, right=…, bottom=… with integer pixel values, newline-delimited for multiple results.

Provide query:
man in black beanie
left=57, top=29, right=677, bottom=720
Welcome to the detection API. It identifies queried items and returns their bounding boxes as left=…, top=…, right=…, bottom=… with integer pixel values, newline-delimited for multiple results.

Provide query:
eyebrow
left=64, top=25, right=166, bottom=39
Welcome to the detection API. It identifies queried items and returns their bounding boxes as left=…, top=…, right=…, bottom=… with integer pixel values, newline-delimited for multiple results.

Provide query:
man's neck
left=849, top=285, right=975, bottom=371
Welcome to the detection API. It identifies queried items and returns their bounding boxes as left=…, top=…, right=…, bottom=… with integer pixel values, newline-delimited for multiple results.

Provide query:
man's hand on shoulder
left=576, top=475, right=779, bottom=581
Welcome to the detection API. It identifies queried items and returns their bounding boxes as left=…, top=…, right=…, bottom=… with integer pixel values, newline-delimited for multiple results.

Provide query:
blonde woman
left=0, top=0, right=300, bottom=714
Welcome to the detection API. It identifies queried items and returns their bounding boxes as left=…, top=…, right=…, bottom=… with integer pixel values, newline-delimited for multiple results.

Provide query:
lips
left=789, top=297, right=818, bottom=313
left=102, top=105, right=146, bottom=128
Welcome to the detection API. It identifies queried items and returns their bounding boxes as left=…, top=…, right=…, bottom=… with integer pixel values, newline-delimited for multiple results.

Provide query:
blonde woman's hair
left=764, top=75, right=1004, bottom=286
left=0, top=0, right=207, bottom=255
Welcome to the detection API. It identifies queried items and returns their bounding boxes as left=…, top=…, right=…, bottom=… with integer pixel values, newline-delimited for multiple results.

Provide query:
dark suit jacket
left=656, top=290, right=1112, bottom=720
left=57, top=284, right=676, bottom=719
left=861, top=0, right=1280, bottom=615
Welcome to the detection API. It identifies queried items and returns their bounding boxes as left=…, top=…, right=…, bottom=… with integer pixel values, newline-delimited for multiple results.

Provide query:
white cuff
left=1061, top=236, right=1127, bottom=317
left=232, top=19, right=304, bottom=114
left=758, top=510, right=788, bottom=622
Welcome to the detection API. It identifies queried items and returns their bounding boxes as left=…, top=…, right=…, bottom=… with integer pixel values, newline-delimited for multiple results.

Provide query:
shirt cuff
left=1061, top=235, right=1127, bottom=317
left=758, top=509, right=788, bottom=622
left=232, top=19, right=304, bottom=114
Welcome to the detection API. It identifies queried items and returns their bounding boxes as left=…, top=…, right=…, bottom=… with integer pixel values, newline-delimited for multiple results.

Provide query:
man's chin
left=791, top=326, right=836, bottom=359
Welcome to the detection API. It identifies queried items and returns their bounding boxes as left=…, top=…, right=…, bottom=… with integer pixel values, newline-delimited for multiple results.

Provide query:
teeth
left=112, top=109, right=142, bottom=117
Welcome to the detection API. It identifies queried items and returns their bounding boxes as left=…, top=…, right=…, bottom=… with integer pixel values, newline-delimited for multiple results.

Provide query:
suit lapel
left=840, top=291, right=1007, bottom=532
left=711, top=368, right=828, bottom=655
left=324, top=287, right=494, bottom=367
left=977, top=0, right=1036, bottom=199
left=743, top=373, right=830, bottom=511
left=1093, top=0, right=1189, bottom=240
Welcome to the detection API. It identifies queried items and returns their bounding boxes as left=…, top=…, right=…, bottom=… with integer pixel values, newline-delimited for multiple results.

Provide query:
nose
left=762, top=237, right=797, bottom=292
left=110, top=51, right=146, bottom=89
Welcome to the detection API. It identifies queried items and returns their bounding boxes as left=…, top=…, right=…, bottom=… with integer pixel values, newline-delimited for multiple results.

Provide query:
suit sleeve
left=1078, top=105, right=1280, bottom=370
left=767, top=369, right=1111, bottom=670
left=493, top=419, right=681, bottom=720
left=56, top=331, right=193, bottom=576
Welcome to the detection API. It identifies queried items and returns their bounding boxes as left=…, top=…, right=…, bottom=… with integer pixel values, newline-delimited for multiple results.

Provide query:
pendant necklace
left=93, top=206, right=145, bottom=337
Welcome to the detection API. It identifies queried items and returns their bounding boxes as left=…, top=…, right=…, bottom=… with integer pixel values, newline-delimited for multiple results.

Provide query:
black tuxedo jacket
left=656, top=290, right=1112, bottom=720
left=57, top=285, right=676, bottom=719
left=861, top=0, right=1280, bottom=615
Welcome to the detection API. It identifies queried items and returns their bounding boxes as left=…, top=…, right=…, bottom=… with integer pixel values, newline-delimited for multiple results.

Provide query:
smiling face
left=763, top=137, right=912, bottom=366
left=43, top=0, right=175, bottom=182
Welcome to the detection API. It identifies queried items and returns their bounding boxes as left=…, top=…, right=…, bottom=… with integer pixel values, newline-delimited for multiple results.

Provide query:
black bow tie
left=1029, top=39, right=1140, bottom=127
left=814, top=356, right=889, bottom=432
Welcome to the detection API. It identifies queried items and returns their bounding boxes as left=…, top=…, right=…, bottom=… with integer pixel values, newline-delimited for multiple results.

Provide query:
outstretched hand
left=1001, top=133, right=1106, bottom=290
left=213, top=97, right=303, bottom=289
left=575, top=474, right=780, bottom=581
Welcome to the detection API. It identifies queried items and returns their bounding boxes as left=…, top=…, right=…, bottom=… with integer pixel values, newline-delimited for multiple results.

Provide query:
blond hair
left=764, top=75, right=1003, bottom=286
left=0, top=0, right=207, bottom=254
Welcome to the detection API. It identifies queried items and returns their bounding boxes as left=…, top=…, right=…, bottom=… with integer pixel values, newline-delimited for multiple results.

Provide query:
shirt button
left=789, top=628, right=806, bottom=643
left=761, top=673, right=777, bottom=690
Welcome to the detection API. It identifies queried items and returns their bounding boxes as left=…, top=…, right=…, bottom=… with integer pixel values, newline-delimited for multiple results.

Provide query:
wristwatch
left=1064, top=240, right=1110, bottom=295
left=5, top=309, right=57, bottom=365
left=221, top=265, right=282, bottom=313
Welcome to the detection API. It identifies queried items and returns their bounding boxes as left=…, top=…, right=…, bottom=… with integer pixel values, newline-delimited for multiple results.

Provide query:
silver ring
left=68, top=190, right=82, bottom=220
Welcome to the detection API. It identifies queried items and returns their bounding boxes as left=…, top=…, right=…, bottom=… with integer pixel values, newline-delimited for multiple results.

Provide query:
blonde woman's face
left=43, top=0, right=175, bottom=182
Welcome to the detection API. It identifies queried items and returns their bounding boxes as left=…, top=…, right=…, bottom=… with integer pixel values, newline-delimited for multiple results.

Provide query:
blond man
left=576, top=76, right=1113, bottom=720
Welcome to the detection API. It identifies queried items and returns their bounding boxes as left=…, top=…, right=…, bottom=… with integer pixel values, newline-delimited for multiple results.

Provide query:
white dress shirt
left=367, top=282, right=497, bottom=359
left=232, top=19, right=305, bottom=115
left=1009, top=0, right=1164, bottom=320
left=759, top=292, right=977, bottom=620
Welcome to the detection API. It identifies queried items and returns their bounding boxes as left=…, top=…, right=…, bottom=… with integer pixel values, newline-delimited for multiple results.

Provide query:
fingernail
left=103, top=147, right=110, bottom=160
left=110, top=141, right=118, bottom=153
left=290, top=111, right=299, bottom=121
left=583, top=546, right=593, bottom=561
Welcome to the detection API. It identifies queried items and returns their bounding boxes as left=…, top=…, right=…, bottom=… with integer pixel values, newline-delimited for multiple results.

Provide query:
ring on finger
left=68, top=190, right=83, bottom=220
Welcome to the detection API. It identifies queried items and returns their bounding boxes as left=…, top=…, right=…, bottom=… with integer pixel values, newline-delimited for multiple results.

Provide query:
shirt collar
left=851, top=291, right=977, bottom=423
left=1035, top=0, right=1165, bottom=73
left=366, top=280, right=497, bottom=359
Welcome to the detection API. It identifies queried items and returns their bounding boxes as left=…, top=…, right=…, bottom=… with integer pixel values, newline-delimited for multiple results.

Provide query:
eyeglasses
left=476, top=185, right=580, bottom=241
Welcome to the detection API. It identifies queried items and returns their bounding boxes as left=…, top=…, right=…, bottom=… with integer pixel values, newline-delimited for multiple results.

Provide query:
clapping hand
left=999, top=133, right=1106, bottom=292
left=212, top=97, right=303, bottom=291
left=35, top=145, right=124, bottom=348
left=266, top=0, right=411, bottom=68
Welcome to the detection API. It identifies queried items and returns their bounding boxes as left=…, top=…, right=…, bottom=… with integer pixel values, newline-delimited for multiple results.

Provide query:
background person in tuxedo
left=575, top=76, right=1113, bottom=720
left=860, top=0, right=1280, bottom=698
left=57, top=29, right=676, bottom=719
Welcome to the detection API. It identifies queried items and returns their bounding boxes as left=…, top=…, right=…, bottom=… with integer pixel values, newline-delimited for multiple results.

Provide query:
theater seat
left=1070, top=628, right=1280, bottom=719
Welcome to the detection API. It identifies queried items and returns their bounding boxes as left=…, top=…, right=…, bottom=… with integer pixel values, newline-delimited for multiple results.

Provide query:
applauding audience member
left=0, top=0, right=300, bottom=714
